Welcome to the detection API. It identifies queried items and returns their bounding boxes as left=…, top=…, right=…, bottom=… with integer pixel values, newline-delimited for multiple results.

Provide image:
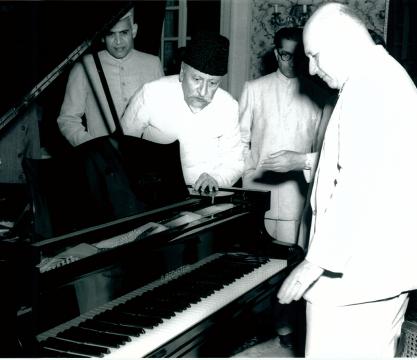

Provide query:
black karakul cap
left=183, top=32, right=229, bottom=76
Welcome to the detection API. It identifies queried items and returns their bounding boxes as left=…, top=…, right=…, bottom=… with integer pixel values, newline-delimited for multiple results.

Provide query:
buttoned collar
left=103, top=49, right=135, bottom=64
left=275, top=68, right=299, bottom=88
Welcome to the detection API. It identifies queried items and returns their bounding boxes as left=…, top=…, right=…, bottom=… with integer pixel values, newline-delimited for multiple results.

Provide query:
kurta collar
left=275, top=68, right=298, bottom=86
left=102, top=49, right=134, bottom=64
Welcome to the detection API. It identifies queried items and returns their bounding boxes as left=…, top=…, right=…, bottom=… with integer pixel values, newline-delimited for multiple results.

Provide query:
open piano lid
left=0, top=1, right=135, bottom=236
left=22, top=135, right=191, bottom=240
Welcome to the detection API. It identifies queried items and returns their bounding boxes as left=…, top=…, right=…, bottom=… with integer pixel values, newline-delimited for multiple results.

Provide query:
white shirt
left=121, top=75, right=244, bottom=187
left=239, top=69, right=323, bottom=221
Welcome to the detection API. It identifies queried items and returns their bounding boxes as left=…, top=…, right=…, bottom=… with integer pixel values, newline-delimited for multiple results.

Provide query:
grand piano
left=0, top=1, right=303, bottom=358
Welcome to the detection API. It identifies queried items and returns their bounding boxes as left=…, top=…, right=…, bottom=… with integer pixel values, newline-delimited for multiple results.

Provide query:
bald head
left=303, top=2, right=374, bottom=89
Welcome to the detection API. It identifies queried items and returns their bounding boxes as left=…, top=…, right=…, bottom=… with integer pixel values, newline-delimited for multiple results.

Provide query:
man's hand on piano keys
left=277, top=259, right=324, bottom=304
left=193, top=173, right=219, bottom=193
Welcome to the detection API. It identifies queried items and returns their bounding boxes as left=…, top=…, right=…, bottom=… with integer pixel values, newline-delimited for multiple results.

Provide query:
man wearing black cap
left=122, top=32, right=243, bottom=192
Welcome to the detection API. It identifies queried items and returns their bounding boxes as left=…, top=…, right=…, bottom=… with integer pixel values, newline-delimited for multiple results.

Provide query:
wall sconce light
left=270, top=3, right=312, bottom=30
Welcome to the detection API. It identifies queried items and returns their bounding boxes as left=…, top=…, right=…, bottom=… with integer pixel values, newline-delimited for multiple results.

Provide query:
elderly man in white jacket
left=122, top=32, right=243, bottom=192
left=278, top=3, right=417, bottom=357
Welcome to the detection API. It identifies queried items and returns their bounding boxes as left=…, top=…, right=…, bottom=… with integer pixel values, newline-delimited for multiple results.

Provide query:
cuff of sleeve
left=304, top=153, right=314, bottom=169
left=303, top=168, right=313, bottom=183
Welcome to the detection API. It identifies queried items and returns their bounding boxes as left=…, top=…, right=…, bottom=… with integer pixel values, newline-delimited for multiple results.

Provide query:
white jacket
left=305, top=46, right=417, bottom=306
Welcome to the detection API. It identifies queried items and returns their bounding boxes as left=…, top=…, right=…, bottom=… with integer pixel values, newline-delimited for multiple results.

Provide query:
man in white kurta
left=239, top=27, right=324, bottom=245
left=58, top=9, right=164, bottom=147
left=278, top=3, right=417, bottom=357
left=121, top=32, right=243, bottom=190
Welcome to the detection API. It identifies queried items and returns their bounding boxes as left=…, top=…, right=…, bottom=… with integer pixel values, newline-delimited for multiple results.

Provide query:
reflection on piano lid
left=94, top=222, right=167, bottom=250
left=36, top=202, right=238, bottom=273
left=119, top=137, right=190, bottom=208
left=22, top=137, right=191, bottom=239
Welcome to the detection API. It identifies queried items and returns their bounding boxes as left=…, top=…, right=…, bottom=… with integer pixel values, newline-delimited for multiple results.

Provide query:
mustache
left=190, top=96, right=210, bottom=103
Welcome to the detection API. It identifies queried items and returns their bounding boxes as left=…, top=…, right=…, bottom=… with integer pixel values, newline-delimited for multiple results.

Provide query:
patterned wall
left=249, top=0, right=387, bottom=79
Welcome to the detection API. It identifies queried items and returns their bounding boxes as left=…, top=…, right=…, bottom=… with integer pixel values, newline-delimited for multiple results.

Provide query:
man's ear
left=274, top=48, right=279, bottom=61
left=179, top=63, right=185, bottom=82
left=132, top=23, right=138, bottom=39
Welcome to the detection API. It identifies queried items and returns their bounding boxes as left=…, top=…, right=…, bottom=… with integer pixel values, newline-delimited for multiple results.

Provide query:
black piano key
left=94, top=310, right=162, bottom=329
left=68, top=253, right=268, bottom=352
left=40, top=336, right=109, bottom=357
left=136, top=292, right=192, bottom=311
left=157, top=290, right=201, bottom=305
left=156, top=282, right=205, bottom=300
left=58, top=326, right=130, bottom=348
left=34, top=252, right=275, bottom=359
left=40, top=347, right=84, bottom=358
left=128, top=296, right=190, bottom=315
left=80, top=319, right=145, bottom=337
left=116, top=302, right=176, bottom=319
left=172, top=278, right=221, bottom=295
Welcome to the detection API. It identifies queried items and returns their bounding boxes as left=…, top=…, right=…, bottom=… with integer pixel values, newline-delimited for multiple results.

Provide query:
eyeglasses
left=277, top=50, right=294, bottom=62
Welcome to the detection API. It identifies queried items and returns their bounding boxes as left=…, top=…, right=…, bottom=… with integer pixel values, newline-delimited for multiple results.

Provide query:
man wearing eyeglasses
left=239, top=27, right=331, bottom=351
left=239, top=27, right=330, bottom=247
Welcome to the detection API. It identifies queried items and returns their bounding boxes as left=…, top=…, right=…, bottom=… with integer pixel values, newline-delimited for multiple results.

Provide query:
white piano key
left=104, top=258, right=286, bottom=359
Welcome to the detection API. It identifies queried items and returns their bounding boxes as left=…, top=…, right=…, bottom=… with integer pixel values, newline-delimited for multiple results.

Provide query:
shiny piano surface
left=4, top=187, right=302, bottom=358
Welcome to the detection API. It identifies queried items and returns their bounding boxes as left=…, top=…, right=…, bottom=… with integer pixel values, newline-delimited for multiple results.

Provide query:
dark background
left=0, top=1, right=166, bottom=115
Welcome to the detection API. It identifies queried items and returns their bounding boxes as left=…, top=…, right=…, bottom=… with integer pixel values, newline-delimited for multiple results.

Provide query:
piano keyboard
left=38, top=253, right=287, bottom=358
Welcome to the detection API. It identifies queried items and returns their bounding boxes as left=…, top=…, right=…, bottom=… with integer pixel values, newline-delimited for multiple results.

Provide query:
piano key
left=40, top=347, right=85, bottom=358
left=122, top=297, right=181, bottom=315
left=38, top=253, right=286, bottom=358
left=94, top=310, right=163, bottom=329
left=79, top=319, right=145, bottom=337
left=116, top=302, right=176, bottom=319
left=104, top=257, right=287, bottom=358
left=40, top=336, right=109, bottom=357
left=58, top=326, right=130, bottom=348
